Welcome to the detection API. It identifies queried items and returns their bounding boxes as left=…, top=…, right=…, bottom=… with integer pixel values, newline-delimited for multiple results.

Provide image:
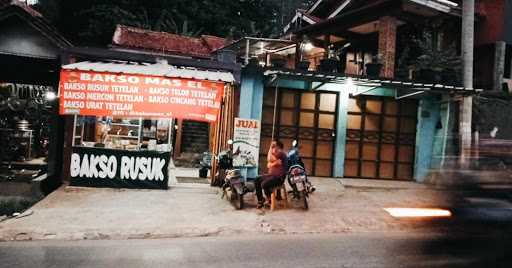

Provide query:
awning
left=62, top=60, right=235, bottom=83
left=263, top=68, right=483, bottom=98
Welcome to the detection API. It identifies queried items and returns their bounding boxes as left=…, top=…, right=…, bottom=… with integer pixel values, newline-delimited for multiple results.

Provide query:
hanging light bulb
left=303, top=42, right=314, bottom=52
left=346, top=77, right=356, bottom=94
left=45, top=91, right=57, bottom=101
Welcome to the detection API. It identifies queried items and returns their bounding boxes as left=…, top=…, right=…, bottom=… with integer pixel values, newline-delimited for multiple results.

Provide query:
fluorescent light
left=384, top=208, right=452, bottom=218
left=45, top=91, right=57, bottom=101
left=435, top=0, right=458, bottom=7
left=25, top=0, right=39, bottom=5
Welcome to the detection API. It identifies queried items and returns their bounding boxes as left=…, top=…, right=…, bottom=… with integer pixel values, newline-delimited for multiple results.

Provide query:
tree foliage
left=35, top=0, right=315, bottom=46
left=396, top=18, right=462, bottom=83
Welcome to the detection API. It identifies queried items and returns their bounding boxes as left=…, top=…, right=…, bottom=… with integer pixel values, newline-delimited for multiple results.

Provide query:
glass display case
left=72, top=115, right=173, bottom=152
left=70, top=115, right=174, bottom=190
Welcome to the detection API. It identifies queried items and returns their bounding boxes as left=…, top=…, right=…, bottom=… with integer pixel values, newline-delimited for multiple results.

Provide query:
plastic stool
left=270, top=184, right=288, bottom=211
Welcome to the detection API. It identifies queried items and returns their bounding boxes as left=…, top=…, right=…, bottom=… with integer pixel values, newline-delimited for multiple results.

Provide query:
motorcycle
left=287, top=140, right=313, bottom=210
left=218, top=140, right=255, bottom=210
left=212, top=146, right=232, bottom=187
left=222, top=169, right=246, bottom=209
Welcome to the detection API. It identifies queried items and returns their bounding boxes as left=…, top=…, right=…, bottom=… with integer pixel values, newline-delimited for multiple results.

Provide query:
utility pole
left=280, top=0, right=285, bottom=30
left=460, top=0, right=474, bottom=166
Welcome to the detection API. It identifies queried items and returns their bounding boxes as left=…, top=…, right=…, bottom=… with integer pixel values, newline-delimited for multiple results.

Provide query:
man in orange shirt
left=254, top=140, right=287, bottom=208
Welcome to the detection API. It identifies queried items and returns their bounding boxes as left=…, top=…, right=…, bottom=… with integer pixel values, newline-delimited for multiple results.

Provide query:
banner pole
left=271, top=83, right=279, bottom=141
left=168, top=117, right=174, bottom=151
left=72, top=115, right=77, bottom=146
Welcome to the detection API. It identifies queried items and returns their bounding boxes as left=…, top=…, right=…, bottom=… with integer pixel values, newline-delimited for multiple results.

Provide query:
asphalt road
left=0, top=233, right=510, bottom=268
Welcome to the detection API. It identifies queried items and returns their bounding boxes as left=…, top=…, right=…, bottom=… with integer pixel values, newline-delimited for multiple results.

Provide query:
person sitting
left=254, top=140, right=287, bottom=209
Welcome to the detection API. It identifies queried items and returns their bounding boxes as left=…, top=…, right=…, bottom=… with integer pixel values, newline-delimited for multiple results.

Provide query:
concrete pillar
left=378, top=16, right=397, bottom=78
left=333, top=89, right=349, bottom=177
left=295, top=37, right=302, bottom=69
left=61, top=116, right=74, bottom=182
left=173, top=119, right=183, bottom=158
left=494, top=41, right=506, bottom=92
left=460, top=0, right=475, bottom=165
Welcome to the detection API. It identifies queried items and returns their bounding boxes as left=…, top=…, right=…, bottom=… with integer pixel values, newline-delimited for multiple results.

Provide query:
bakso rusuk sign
left=70, top=147, right=169, bottom=189
left=59, top=70, right=224, bottom=122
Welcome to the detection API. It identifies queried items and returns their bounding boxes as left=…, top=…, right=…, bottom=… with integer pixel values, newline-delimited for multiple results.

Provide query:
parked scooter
left=212, top=145, right=233, bottom=187
left=219, top=140, right=255, bottom=210
left=287, top=140, right=314, bottom=210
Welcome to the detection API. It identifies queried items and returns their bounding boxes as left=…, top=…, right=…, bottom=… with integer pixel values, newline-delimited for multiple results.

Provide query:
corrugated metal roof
left=62, top=61, right=235, bottom=83
left=263, top=68, right=483, bottom=93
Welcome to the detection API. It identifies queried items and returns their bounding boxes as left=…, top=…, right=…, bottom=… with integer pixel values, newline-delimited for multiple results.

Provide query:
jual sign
left=58, top=69, right=225, bottom=122
left=232, top=118, right=261, bottom=168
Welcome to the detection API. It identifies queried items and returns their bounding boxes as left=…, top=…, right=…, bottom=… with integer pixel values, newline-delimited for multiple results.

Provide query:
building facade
left=226, top=0, right=489, bottom=182
left=239, top=64, right=474, bottom=182
left=108, top=25, right=235, bottom=166
left=0, top=0, right=71, bottom=194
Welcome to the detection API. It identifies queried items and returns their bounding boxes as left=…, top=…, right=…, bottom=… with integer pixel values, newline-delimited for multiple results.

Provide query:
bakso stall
left=58, top=61, right=235, bottom=189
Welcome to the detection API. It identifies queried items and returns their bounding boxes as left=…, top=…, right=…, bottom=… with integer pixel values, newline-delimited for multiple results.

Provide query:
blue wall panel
left=240, top=70, right=445, bottom=181
left=239, top=72, right=264, bottom=178
left=414, top=96, right=441, bottom=182
left=334, top=90, right=349, bottom=177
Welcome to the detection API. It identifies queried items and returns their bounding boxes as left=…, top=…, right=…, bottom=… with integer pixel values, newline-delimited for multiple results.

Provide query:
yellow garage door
left=260, top=88, right=338, bottom=177
left=344, top=96, right=418, bottom=180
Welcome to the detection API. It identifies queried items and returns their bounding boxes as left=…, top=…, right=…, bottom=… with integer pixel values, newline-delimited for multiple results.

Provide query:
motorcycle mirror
left=227, top=139, right=233, bottom=145
left=292, top=140, right=298, bottom=147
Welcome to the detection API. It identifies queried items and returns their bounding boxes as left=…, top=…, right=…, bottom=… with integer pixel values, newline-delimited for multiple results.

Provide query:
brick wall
left=378, top=16, right=397, bottom=78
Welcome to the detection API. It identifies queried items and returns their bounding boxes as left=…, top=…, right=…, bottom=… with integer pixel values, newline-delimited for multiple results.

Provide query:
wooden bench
left=270, top=183, right=288, bottom=211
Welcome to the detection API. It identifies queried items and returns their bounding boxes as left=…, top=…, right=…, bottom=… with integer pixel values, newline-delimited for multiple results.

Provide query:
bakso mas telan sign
left=59, top=70, right=224, bottom=122
left=70, top=147, right=169, bottom=189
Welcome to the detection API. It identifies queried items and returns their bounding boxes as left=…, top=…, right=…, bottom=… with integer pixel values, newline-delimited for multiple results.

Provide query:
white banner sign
left=232, top=118, right=260, bottom=167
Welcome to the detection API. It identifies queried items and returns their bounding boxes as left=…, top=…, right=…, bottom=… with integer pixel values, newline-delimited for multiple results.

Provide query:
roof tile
left=112, top=25, right=227, bottom=58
